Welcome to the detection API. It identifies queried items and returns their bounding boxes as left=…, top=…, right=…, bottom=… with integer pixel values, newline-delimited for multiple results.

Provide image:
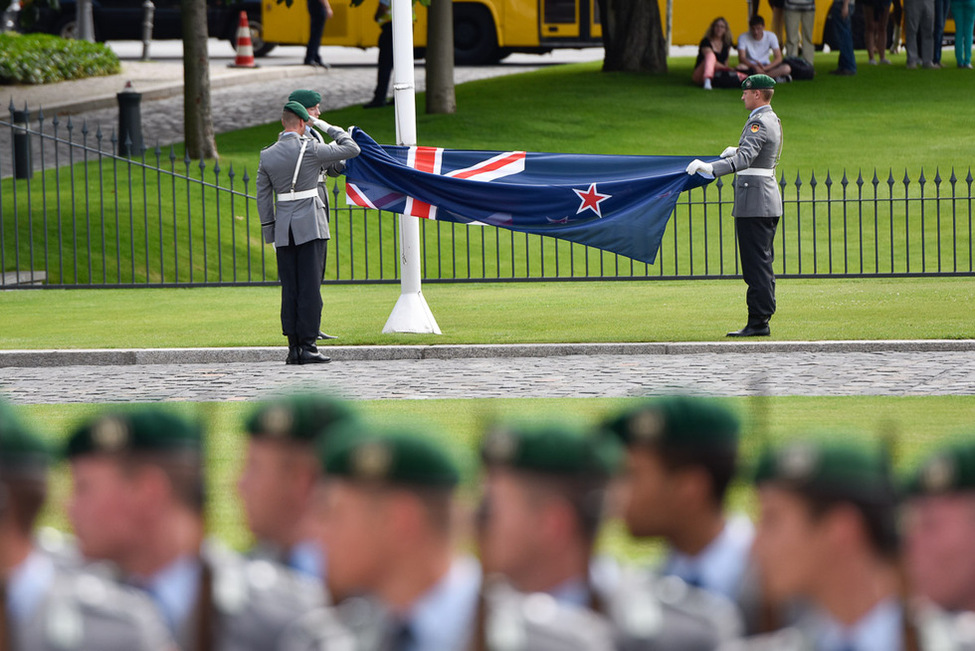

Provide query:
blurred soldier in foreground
left=603, top=398, right=759, bottom=622
left=724, top=439, right=975, bottom=650
left=282, top=424, right=615, bottom=651
left=239, top=394, right=357, bottom=578
left=0, top=400, right=174, bottom=650
left=65, top=406, right=345, bottom=650
left=478, top=421, right=743, bottom=650
left=905, top=439, right=975, bottom=614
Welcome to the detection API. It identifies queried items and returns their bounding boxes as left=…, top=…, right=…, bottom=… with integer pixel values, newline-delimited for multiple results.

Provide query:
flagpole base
left=382, top=291, right=442, bottom=334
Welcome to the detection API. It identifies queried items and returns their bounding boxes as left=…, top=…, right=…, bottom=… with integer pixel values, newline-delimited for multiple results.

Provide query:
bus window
left=541, top=0, right=579, bottom=37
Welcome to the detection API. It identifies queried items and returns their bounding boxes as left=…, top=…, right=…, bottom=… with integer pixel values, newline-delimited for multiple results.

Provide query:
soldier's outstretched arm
left=309, top=119, right=361, bottom=165
left=712, top=124, right=765, bottom=177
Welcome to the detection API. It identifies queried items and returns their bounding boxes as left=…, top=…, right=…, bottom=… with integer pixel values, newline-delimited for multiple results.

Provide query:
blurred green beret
left=65, top=407, right=202, bottom=459
left=481, top=421, right=622, bottom=478
left=602, top=396, right=740, bottom=452
left=742, top=74, right=776, bottom=90
left=752, top=439, right=894, bottom=504
left=0, top=400, right=51, bottom=475
left=905, top=439, right=975, bottom=495
left=283, top=101, right=310, bottom=122
left=288, top=89, right=322, bottom=108
left=321, top=425, right=459, bottom=488
left=245, top=394, right=357, bottom=444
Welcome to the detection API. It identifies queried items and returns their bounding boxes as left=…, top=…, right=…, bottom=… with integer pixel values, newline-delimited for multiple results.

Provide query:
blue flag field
left=343, top=129, right=712, bottom=265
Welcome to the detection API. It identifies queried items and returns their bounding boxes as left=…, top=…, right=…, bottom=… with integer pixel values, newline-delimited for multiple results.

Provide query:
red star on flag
left=573, top=183, right=611, bottom=218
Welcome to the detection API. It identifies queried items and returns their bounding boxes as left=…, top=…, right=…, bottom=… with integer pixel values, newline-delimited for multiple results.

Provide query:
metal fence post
left=12, top=107, right=31, bottom=180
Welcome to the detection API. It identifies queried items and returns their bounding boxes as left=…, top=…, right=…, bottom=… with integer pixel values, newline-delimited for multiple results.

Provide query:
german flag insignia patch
left=750, top=124, right=761, bottom=133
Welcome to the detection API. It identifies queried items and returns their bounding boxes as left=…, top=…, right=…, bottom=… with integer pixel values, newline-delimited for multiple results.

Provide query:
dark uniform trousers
left=278, top=230, right=327, bottom=340
left=736, top=216, right=779, bottom=319
left=306, top=0, right=326, bottom=63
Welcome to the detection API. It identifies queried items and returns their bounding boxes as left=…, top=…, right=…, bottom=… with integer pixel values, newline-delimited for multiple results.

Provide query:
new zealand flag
left=343, top=129, right=712, bottom=264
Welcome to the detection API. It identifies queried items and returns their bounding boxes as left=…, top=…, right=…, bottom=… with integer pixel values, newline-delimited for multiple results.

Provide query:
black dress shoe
left=317, top=331, right=339, bottom=340
left=297, top=339, right=330, bottom=364
left=726, top=323, right=771, bottom=337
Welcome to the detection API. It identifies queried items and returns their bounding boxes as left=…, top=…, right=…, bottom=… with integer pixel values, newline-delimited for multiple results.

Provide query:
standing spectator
left=784, top=0, right=817, bottom=64
left=769, top=0, right=787, bottom=44
left=736, top=15, right=793, bottom=81
left=365, top=0, right=393, bottom=108
left=692, top=17, right=742, bottom=89
left=933, top=0, right=949, bottom=64
left=952, top=0, right=975, bottom=67
left=864, top=0, right=893, bottom=63
left=304, top=0, right=332, bottom=67
left=905, top=0, right=938, bottom=68
left=828, top=0, right=858, bottom=74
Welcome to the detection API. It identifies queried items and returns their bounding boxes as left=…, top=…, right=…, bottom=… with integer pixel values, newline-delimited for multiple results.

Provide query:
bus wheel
left=453, top=3, right=499, bottom=65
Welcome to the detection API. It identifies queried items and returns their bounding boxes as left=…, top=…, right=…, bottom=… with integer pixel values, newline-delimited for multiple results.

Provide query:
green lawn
left=3, top=51, right=974, bottom=283
left=2, top=277, right=974, bottom=348
left=23, top=395, right=975, bottom=554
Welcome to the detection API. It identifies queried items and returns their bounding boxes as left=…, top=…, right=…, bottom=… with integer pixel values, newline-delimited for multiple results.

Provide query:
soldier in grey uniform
left=288, top=89, right=346, bottom=341
left=686, top=74, right=784, bottom=337
left=477, top=421, right=743, bottom=650
left=722, top=438, right=975, bottom=651
left=282, top=423, right=616, bottom=651
left=64, top=405, right=345, bottom=651
left=238, top=393, right=358, bottom=579
left=257, top=101, right=360, bottom=364
left=0, top=399, right=176, bottom=650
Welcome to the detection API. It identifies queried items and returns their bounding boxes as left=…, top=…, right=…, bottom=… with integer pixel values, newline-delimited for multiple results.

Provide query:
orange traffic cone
left=229, top=11, right=258, bottom=68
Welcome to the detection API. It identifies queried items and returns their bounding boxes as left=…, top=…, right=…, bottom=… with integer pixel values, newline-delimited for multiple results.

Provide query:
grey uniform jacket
left=174, top=541, right=327, bottom=651
left=12, top=554, right=175, bottom=651
left=710, top=105, right=783, bottom=219
left=277, top=576, right=617, bottom=651
left=599, top=570, right=744, bottom=651
left=306, top=125, right=349, bottom=242
left=257, top=127, right=360, bottom=248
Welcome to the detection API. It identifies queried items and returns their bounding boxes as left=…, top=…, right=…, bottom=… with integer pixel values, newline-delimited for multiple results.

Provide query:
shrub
left=0, top=32, right=119, bottom=85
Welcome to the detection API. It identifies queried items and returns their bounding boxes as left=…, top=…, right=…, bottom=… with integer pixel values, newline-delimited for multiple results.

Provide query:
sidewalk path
left=3, top=345, right=974, bottom=404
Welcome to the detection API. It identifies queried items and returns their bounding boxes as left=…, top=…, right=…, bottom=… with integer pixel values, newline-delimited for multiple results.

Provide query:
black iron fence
left=2, top=109, right=974, bottom=288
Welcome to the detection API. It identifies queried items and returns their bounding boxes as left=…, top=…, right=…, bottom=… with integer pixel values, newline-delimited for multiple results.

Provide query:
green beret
left=245, top=394, right=357, bottom=444
left=288, top=89, right=322, bottom=108
left=742, top=74, right=776, bottom=90
left=283, top=101, right=310, bottom=122
left=481, top=422, right=622, bottom=478
left=321, top=426, right=459, bottom=488
left=905, top=439, right=975, bottom=495
left=602, top=396, right=740, bottom=452
left=752, top=439, right=894, bottom=504
left=0, top=401, right=51, bottom=475
left=65, top=407, right=202, bottom=459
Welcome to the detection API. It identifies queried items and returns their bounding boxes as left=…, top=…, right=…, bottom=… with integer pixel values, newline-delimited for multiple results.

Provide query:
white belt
left=736, top=168, right=775, bottom=177
left=276, top=189, right=319, bottom=202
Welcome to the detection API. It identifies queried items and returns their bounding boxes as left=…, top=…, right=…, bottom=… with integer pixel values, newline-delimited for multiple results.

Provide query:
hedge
left=0, top=32, right=119, bottom=85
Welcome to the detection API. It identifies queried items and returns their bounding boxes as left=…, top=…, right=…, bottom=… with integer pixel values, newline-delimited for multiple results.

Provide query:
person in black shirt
left=692, top=17, right=744, bottom=89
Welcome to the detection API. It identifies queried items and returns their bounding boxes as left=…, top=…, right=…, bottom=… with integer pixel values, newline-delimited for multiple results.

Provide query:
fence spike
left=824, top=170, right=833, bottom=187
left=949, top=167, right=957, bottom=185
left=856, top=170, right=864, bottom=187
left=213, top=160, right=221, bottom=176
left=36, top=106, right=44, bottom=123
left=227, top=163, right=235, bottom=180
left=66, top=116, right=74, bottom=132
left=7, top=97, right=14, bottom=113
left=95, top=124, right=102, bottom=140
left=966, top=168, right=973, bottom=186
left=242, top=169, right=250, bottom=184
left=183, top=151, right=191, bottom=168
left=918, top=168, right=927, bottom=185
left=778, top=172, right=787, bottom=190
left=887, top=169, right=895, bottom=187
left=809, top=170, right=817, bottom=187
left=110, top=129, right=117, bottom=145
left=123, top=133, right=132, bottom=148
left=198, top=158, right=206, bottom=173
left=169, top=145, right=177, bottom=163
left=903, top=169, right=911, bottom=186
left=793, top=170, right=803, bottom=188
left=154, top=143, right=162, bottom=157
left=715, top=176, right=724, bottom=189
left=934, top=168, right=942, bottom=185
left=81, top=119, right=89, bottom=136
left=841, top=170, right=849, bottom=186
left=871, top=169, right=879, bottom=186
left=51, top=114, right=59, bottom=128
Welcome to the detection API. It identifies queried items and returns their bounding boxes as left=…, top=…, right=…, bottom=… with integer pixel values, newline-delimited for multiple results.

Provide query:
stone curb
left=2, top=340, right=974, bottom=368
left=36, top=66, right=328, bottom=117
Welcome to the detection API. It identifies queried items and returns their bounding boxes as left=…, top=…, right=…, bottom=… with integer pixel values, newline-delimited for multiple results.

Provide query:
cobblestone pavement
left=3, top=350, right=975, bottom=405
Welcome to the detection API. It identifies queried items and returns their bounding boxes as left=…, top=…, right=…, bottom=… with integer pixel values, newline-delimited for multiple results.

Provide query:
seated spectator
left=736, top=14, right=792, bottom=81
left=693, top=17, right=746, bottom=89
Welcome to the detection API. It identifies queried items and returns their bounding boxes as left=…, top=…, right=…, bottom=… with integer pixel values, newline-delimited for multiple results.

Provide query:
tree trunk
left=425, top=0, right=456, bottom=114
left=182, top=0, right=218, bottom=159
left=601, top=0, right=667, bottom=73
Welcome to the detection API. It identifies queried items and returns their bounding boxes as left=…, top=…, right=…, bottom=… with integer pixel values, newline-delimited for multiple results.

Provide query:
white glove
left=313, top=118, right=335, bottom=132
left=720, top=146, right=738, bottom=159
left=685, top=159, right=714, bottom=176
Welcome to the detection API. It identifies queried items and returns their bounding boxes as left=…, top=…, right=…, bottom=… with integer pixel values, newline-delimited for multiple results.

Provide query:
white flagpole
left=382, top=0, right=442, bottom=334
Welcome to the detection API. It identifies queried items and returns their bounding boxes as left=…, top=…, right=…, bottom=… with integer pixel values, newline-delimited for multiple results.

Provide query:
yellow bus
left=260, top=0, right=940, bottom=65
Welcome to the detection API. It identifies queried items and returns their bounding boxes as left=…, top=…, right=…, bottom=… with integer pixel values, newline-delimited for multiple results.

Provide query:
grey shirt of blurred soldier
left=7, top=548, right=176, bottom=651
left=710, top=104, right=783, bottom=218
left=257, top=126, right=359, bottom=248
